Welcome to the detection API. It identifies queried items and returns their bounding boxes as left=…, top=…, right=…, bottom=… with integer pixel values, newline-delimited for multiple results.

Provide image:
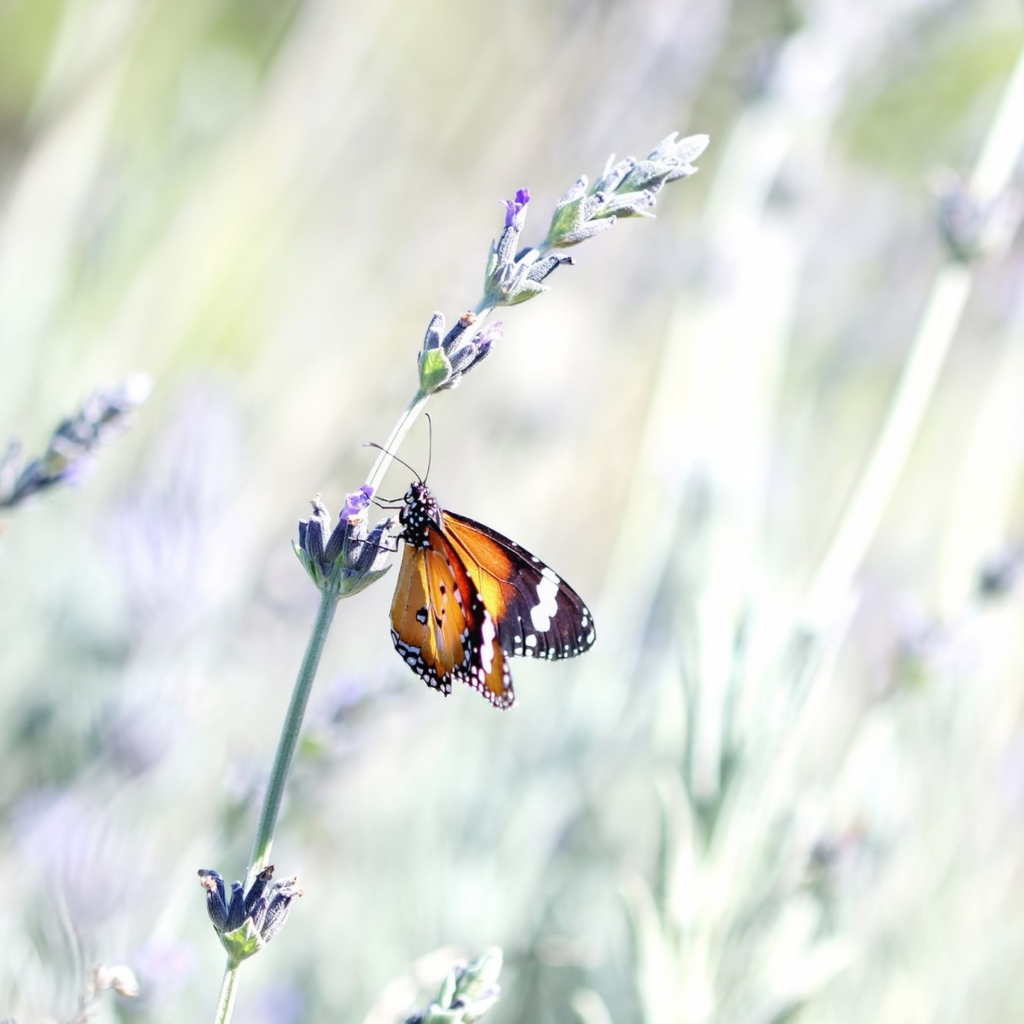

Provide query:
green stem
left=245, top=588, right=339, bottom=888
left=213, top=961, right=240, bottom=1024
left=802, top=40, right=1024, bottom=629
left=366, top=389, right=430, bottom=494
left=212, top=590, right=339, bottom=1022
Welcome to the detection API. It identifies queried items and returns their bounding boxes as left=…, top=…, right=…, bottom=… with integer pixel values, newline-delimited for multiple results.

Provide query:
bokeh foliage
left=2, top=0, right=1024, bottom=1022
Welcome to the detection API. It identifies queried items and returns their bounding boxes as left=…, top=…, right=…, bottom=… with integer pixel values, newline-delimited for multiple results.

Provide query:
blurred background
left=2, top=0, right=1024, bottom=1020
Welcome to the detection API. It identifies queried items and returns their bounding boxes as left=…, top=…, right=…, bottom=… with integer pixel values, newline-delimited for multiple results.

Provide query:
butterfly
left=389, top=480, right=596, bottom=708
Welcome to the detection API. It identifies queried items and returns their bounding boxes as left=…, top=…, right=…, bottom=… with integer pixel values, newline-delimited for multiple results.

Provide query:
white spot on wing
left=530, top=567, right=561, bottom=632
left=479, top=612, right=497, bottom=675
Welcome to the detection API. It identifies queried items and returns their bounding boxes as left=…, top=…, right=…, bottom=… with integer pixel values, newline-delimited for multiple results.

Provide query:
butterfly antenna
left=364, top=441, right=423, bottom=483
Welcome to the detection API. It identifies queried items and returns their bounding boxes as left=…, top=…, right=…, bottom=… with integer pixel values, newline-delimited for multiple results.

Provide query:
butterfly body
left=389, top=481, right=595, bottom=708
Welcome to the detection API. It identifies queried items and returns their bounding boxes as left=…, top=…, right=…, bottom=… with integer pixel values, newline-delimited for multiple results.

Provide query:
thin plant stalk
left=801, top=264, right=972, bottom=625
left=245, top=588, right=339, bottom=889
left=214, top=961, right=240, bottom=1024
left=365, top=388, right=430, bottom=494
left=802, top=40, right=1024, bottom=629
left=211, top=588, right=338, bottom=1022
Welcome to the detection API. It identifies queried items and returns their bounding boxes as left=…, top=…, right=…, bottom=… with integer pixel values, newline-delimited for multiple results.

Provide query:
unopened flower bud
left=409, top=949, right=504, bottom=1024
left=198, top=866, right=303, bottom=964
left=418, top=312, right=503, bottom=392
left=546, top=132, right=708, bottom=248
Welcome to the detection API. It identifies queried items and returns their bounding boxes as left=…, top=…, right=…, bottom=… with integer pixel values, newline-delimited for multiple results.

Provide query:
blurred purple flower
left=0, top=376, right=150, bottom=510
left=131, top=939, right=199, bottom=1005
left=108, top=382, right=245, bottom=636
left=236, top=983, right=305, bottom=1024
left=14, top=790, right=139, bottom=928
left=101, top=697, right=178, bottom=776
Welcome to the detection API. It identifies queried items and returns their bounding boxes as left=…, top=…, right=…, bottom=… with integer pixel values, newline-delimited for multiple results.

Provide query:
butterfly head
left=399, top=481, right=444, bottom=547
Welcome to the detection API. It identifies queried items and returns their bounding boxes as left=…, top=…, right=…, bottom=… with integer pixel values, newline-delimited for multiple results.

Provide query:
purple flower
left=108, top=383, right=244, bottom=636
left=237, top=983, right=306, bottom=1024
left=472, top=318, right=503, bottom=360
left=131, top=940, right=199, bottom=1005
left=502, top=187, right=530, bottom=229
left=341, top=484, right=375, bottom=521
left=14, top=790, right=138, bottom=928
left=0, top=376, right=150, bottom=510
left=445, top=318, right=502, bottom=378
left=102, top=697, right=178, bottom=776
left=295, top=491, right=393, bottom=597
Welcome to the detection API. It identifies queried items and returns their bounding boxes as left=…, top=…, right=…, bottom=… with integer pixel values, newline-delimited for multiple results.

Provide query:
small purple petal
left=502, top=188, right=530, bottom=228
left=341, top=484, right=375, bottom=521
left=473, top=319, right=504, bottom=354
left=57, top=457, right=96, bottom=489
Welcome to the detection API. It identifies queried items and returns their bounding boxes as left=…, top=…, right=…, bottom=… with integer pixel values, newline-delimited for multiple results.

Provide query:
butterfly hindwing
left=449, top=591, right=514, bottom=709
left=441, top=511, right=596, bottom=662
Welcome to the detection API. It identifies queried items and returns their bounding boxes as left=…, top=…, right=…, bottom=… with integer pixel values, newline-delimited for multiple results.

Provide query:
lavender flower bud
left=0, top=375, right=151, bottom=511
left=418, top=312, right=503, bottom=392
left=407, top=949, right=504, bottom=1024
left=933, top=170, right=1021, bottom=264
left=295, top=489, right=392, bottom=598
left=198, top=869, right=229, bottom=930
left=977, top=545, right=1023, bottom=599
left=495, top=188, right=530, bottom=265
left=593, top=155, right=638, bottom=194
left=599, top=190, right=658, bottom=218
left=422, top=312, right=445, bottom=353
left=526, top=253, right=574, bottom=283
left=197, top=866, right=303, bottom=964
left=481, top=189, right=570, bottom=306
left=545, top=132, right=708, bottom=248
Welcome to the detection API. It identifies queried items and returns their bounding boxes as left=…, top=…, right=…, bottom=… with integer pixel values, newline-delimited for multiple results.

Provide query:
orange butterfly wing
left=390, top=529, right=514, bottom=708
left=441, top=511, right=596, bottom=662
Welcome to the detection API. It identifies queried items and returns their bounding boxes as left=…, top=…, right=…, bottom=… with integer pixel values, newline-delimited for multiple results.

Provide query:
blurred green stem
left=802, top=263, right=972, bottom=623
left=802, top=40, right=1024, bottom=628
left=214, top=960, right=240, bottom=1024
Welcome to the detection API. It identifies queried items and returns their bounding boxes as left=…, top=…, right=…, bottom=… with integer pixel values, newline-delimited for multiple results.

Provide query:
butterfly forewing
left=390, top=514, right=515, bottom=709
left=390, top=542, right=470, bottom=696
left=441, top=511, right=596, bottom=662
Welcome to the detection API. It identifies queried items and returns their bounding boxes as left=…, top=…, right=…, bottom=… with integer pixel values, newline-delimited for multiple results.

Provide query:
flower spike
left=198, top=866, right=303, bottom=964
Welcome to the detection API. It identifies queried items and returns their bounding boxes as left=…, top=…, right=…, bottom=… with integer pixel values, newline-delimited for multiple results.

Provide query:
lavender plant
left=0, top=377, right=150, bottom=513
left=620, top=32, right=1024, bottom=1024
left=201, top=132, right=708, bottom=1023
left=403, top=949, right=504, bottom=1024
